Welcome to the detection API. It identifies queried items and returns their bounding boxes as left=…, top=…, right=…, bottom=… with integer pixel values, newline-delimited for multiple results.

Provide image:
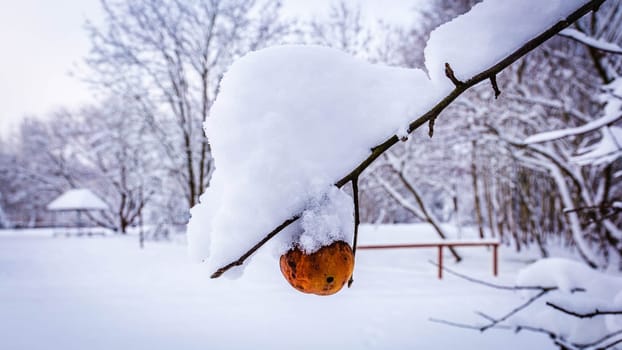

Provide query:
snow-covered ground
left=0, top=224, right=556, bottom=350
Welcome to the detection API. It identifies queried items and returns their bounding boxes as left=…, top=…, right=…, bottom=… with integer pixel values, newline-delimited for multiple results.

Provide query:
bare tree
left=85, top=0, right=289, bottom=211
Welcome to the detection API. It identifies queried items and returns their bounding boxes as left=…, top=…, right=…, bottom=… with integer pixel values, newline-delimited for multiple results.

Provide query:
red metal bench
left=357, top=239, right=500, bottom=279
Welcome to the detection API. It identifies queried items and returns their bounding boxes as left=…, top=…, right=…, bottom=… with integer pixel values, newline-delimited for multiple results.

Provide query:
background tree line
left=0, top=0, right=620, bottom=268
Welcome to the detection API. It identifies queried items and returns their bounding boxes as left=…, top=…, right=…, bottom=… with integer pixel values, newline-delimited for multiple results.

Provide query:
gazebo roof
left=47, top=189, right=108, bottom=211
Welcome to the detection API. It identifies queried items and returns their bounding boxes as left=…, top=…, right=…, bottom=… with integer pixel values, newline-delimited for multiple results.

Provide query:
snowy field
left=0, top=224, right=557, bottom=350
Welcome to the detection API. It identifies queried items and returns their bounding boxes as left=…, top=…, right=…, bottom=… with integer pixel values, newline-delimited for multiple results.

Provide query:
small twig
left=428, top=117, right=436, bottom=138
left=475, top=311, right=497, bottom=323
left=597, top=336, right=622, bottom=350
left=480, top=289, right=551, bottom=331
left=430, top=318, right=574, bottom=348
left=445, top=62, right=464, bottom=87
left=490, top=75, right=501, bottom=99
left=574, top=329, right=622, bottom=349
left=429, top=317, right=508, bottom=331
left=427, top=260, right=566, bottom=291
left=546, top=302, right=622, bottom=318
left=348, top=176, right=361, bottom=288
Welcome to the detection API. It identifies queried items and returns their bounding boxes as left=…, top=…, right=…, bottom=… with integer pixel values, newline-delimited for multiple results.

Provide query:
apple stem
left=348, top=176, right=360, bottom=288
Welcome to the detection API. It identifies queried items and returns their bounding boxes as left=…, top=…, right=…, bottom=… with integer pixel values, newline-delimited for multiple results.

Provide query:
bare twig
left=427, top=260, right=574, bottom=292
left=429, top=317, right=508, bottom=331
left=574, top=329, right=622, bottom=349
left=430, top=318, right=580, bottom=349
left=475, top=311, right=497, bottom=323
left=348, top=176, right=360, bottom=287
left=445, top=62, right=465, bottom=87
left=546, top=302, right=622, bottom=318
left=490, top=75, right=501, bottom=99
left=210, top=0, right=605, bottom=278
left=428, top=117, right=437, bottom=138
left=596, top=336, right=622, bottom=350
left=479, top=289, right=551, bottom=331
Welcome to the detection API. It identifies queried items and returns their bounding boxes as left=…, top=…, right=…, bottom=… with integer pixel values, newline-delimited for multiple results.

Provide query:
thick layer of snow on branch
left=187, top=46, right=440, bottom=275
left=515, top=258, right=622, bottom=342
left=425, top=0, right=588, bottom=85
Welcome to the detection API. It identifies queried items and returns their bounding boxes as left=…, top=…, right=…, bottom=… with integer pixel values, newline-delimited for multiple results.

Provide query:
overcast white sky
left=0, top=0, right=425, bottom=137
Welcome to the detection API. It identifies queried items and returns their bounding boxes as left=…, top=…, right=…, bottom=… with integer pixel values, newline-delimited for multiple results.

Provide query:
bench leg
left=438, top=246, right=443, bottom=279
left=493, top=245, right=498, bottom=277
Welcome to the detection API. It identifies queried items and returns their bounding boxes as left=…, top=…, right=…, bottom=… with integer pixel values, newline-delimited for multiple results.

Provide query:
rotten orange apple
left=279, top=240, right=354, bottom=296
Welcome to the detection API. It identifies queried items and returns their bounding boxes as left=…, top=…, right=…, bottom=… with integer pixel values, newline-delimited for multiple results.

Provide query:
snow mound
left=187, top=45, right=440, bottom=275
left=516, top=258, right=604, bottom=293
left=515, top=258, right=622, bottom=341
left=424, top=0, right=588, bottom=86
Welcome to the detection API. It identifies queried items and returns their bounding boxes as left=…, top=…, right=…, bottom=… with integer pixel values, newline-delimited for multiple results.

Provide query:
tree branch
left=490, top=75, right=501, bottom=99
left=210, top=214, right=300, bottom=278
left=210, top=0, right=606, bottom=278
left=430, top=318, right=578, bottom=349
left=427, top=260, right=578, bottom=292
left=479, top=289, right=551, bottom=331
left=546, top=302, right=622, bottom=318
left=558, top=28, right=622, bottom=55
left=348, top=176, right=360, bottom=287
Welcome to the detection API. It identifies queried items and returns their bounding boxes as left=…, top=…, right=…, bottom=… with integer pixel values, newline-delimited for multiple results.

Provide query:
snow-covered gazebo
left=47, top=189, right=109, bottom=236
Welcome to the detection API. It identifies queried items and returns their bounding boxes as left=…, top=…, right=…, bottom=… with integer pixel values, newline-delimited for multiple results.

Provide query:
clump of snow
left=187, top=45, right=440, bottom=275
left=424, top=0, right=588, bottom=87
left=297, top=187, right=353, bottom=254
left=516, top=258, right=597, bottom=293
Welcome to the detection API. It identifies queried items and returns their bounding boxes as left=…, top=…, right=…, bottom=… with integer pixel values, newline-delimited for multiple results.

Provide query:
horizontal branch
left=210, top=0, right=606, bottom=278
left=546, top=302, right=622, bottom=318
left=428, top=260, right=585, bottom=293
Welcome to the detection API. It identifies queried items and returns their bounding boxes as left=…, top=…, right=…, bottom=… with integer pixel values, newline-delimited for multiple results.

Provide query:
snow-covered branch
left=432, top=259, right=622, bottom=350
left=524, top=113, right=622, bottom=144
left=559, top=28, right=622, bottom=55
left=206, top=0, right=607, bottom=279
